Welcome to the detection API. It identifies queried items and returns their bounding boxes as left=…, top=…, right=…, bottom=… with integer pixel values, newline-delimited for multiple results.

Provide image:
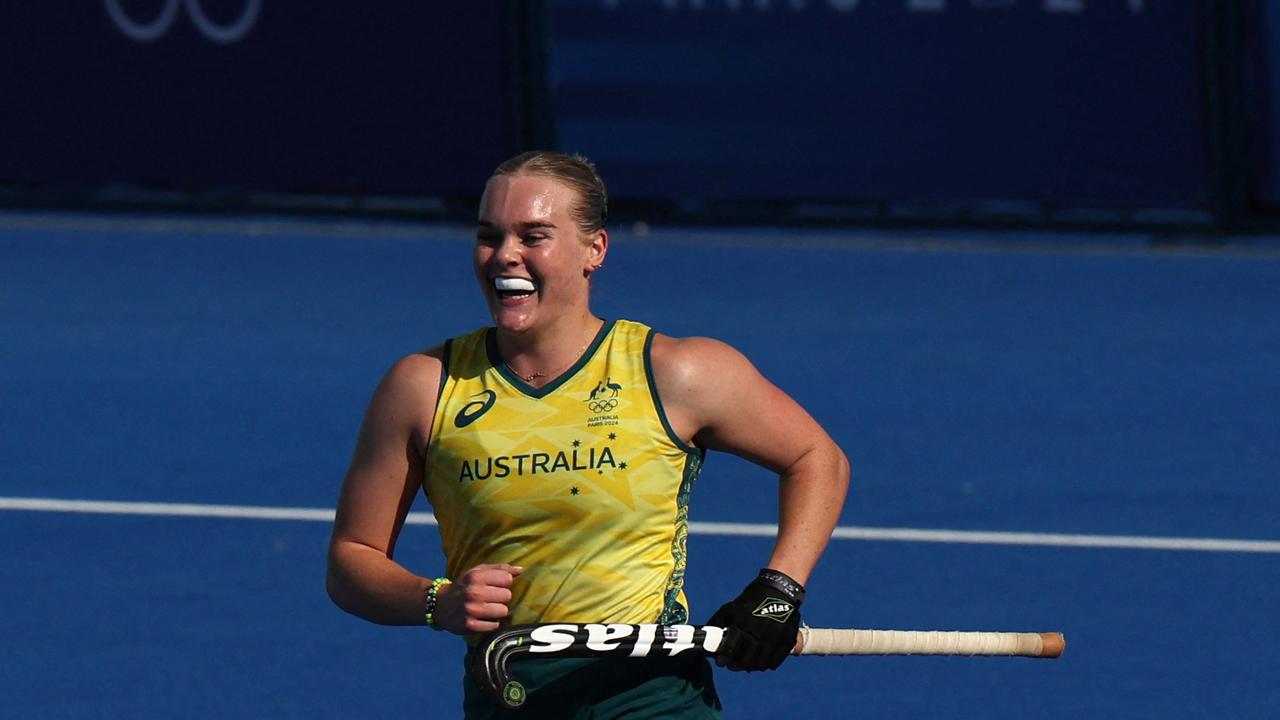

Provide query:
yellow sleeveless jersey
left=424, top=319, right=704, bottom=629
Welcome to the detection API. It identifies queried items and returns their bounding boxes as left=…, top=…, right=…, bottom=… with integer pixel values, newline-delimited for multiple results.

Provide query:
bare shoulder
left=363, top=344, right=447, bottom=450
left=648, top=333, right=757, bottom=395
left=373, top=340, right=445, bottom=397
left=381, top=344, right=446, bottom=393
left=334, top=344, right=447, bottom=554
left=649, top=331, right=834, bottom=469
left=648, top=333, right=767, bottom=444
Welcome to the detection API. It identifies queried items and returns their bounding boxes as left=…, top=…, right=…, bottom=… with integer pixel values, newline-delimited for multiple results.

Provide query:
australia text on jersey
left=458, top=445, right=622, bottom=482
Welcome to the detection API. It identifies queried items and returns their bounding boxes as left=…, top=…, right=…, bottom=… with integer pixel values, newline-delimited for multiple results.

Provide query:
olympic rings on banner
left=104, top=0, right=262, bottom=44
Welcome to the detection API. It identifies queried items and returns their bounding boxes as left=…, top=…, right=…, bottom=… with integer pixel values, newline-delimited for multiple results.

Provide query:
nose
left=492, top=236, right=523, bottom=268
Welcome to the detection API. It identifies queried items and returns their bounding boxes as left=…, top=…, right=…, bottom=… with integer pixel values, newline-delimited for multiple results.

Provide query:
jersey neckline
left=485, top=319, right=617, bottom=399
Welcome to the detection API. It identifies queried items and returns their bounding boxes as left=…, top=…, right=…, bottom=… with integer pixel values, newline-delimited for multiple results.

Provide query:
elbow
left=325, top=545, right=356, bottom=615
left=326, top=564, right=367, bottom=620
left=327, top=558, right=348, bottom=607
left=325, top=568, right=344, bottom=611
left=831, top=443, right=852, bottom=501
left=325, top=540, right=397, bottom=624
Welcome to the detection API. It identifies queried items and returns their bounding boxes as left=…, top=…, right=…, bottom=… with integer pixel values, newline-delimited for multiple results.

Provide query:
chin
left=490, top=307, right=536, bottom=334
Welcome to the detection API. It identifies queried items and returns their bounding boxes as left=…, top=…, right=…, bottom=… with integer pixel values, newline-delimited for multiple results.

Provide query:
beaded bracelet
left=424, top=577, right=451, bottom=630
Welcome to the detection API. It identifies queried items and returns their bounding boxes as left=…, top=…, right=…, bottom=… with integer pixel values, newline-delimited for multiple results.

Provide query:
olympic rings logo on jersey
left=104, top=0, right=262, bottom=44
left=587, top=398, right=619, bottom=414
left=585, top=377, right=623, bottom=415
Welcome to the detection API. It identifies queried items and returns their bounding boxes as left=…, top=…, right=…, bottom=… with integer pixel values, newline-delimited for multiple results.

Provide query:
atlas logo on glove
left=751, top=598, right=796, bottom=623
left=707, top=568, right=807, bottom=672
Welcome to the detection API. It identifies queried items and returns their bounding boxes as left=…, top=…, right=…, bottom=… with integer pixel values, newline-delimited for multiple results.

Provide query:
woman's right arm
left=325, top=349, right=524, bottom=633
left=326, top=351, right=442, bottom=625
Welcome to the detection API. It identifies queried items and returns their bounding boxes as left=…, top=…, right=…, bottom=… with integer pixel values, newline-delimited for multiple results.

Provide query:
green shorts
left=461, top=649, right=723, bottom=719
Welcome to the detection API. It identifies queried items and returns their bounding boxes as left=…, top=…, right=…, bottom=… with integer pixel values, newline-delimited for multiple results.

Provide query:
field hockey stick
left=471, top=623, right=1066, bottom=709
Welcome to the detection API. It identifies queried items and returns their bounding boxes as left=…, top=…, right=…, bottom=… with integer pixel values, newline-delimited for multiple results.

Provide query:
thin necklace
left=506, top=330, right=595, bottom=383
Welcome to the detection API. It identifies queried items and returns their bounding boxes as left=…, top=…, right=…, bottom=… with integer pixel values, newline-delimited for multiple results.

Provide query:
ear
left=585, top=230, right=608, bottom=275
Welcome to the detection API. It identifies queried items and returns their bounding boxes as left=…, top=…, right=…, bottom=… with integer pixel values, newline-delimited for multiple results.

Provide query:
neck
left=496, top=315, right=603, bottom=384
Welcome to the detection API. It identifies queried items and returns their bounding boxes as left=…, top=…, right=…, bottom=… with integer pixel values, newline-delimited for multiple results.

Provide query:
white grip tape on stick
left=796, top=628, right=1052, bottom=657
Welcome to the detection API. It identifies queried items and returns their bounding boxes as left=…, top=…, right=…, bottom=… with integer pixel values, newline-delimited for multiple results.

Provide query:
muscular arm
left=326, top=349, right=523, bottom=633
left=652, top=336, right=850, bottom=585
left=326, top=351, right=441, bottom=625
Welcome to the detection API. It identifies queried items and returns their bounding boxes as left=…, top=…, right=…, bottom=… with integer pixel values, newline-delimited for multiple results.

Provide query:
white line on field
left=3, top=496, right=1278, bottom=554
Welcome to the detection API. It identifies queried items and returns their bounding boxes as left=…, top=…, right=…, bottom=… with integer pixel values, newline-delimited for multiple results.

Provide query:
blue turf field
left=1, top=213, right=1278, bottom=718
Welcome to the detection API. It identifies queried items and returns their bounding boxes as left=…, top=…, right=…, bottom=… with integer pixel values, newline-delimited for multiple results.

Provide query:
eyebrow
left=476, top=221, right=558, bottom=231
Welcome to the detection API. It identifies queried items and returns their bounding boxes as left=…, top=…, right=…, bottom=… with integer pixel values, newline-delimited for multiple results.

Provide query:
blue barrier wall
left=1249, top=0, right=1280, bottom=209
left=548, top=0, right=1210, bottom=214
left=0, top=2, right=514, bottom=198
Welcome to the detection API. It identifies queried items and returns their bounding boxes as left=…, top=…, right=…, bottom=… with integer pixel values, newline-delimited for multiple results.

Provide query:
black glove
left=706, top=568, right=805, bottom=672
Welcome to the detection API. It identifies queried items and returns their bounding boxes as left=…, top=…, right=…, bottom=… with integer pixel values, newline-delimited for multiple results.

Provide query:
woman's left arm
left=651, top=334, right=850, bottom=671
left=653, top=334, right=850, bottom=582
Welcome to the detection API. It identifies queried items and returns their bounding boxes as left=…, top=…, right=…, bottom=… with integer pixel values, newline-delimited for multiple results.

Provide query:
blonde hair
left=492, top=151, right=608, bottom=237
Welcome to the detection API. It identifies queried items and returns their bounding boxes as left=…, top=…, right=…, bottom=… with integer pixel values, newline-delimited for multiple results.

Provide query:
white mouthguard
left=494, top=277, right=536, bottom=292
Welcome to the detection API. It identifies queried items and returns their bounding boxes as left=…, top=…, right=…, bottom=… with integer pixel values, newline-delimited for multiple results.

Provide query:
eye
left=522, top=232, right=550, bottom=245
left=475, top=230, right=501, bottom=246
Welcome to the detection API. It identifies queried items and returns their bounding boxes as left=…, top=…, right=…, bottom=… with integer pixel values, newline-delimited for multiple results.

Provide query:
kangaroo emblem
left=589, top=377, right=623, bottom=400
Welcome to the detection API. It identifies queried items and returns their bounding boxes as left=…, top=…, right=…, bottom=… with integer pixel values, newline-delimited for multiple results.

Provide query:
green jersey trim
left=440, top=338, right=455, bottom=394
left=644, top=327, right=704, bottom=624
left=485, top=319, right=616, bottom=399
left=434, top=338, right=454, bottom=417
left=642, top=329, right=703, bottom=457
left=658, top=450, right=703, bottom=624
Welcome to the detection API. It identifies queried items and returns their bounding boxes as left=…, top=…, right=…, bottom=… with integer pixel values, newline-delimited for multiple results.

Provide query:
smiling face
left=474, top=173, right=607, bottom=336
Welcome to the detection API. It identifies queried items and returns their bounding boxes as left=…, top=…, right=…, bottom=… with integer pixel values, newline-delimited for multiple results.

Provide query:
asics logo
left=454, top=390, right=497, bottom=428
left=104, top=0, right=262, bottom=44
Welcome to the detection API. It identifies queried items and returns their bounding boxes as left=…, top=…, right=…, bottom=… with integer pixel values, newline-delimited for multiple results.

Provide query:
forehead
left=479, top=173, right=580, bottom=225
